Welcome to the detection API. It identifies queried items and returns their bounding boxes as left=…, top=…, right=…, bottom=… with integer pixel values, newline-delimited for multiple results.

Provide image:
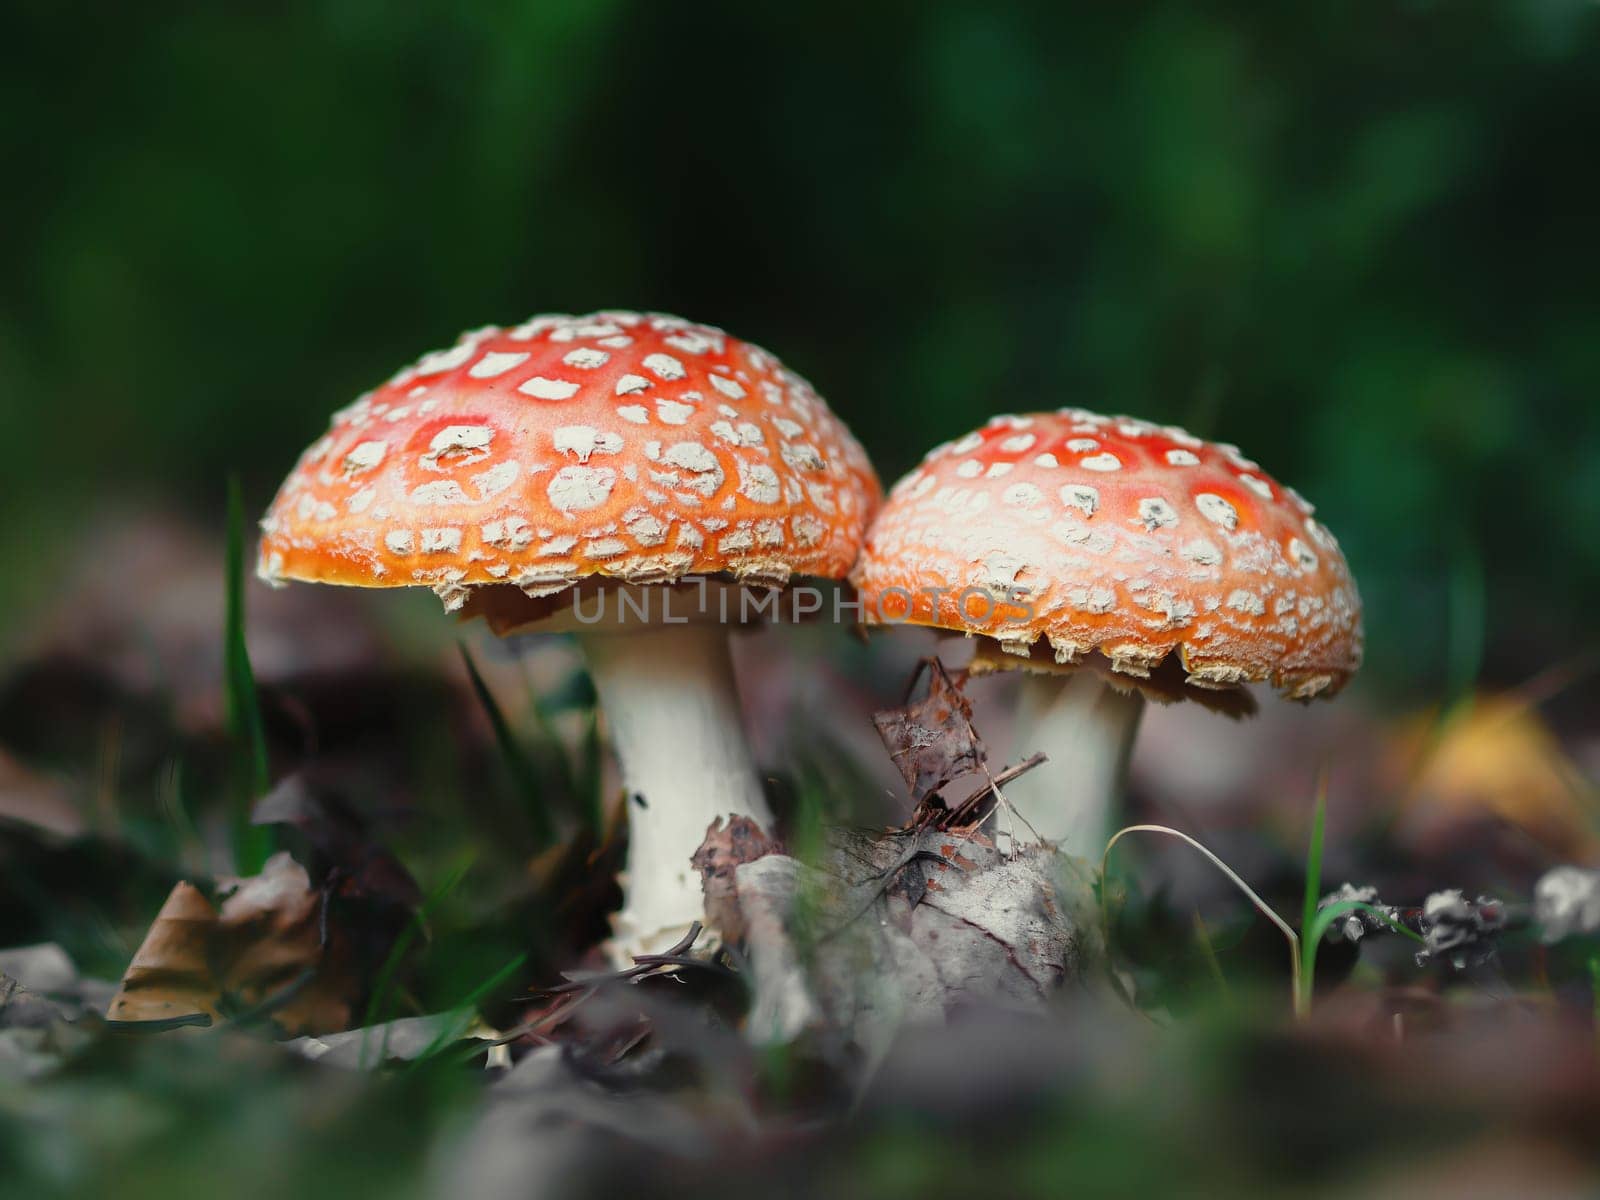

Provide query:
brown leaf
left=872, top=659, right=987, bottom=805
left=106, top=852, right=372, bottom=1036
left=692, top=815, right=781, bottom=945
left=919, top=751, right=1049, bottom=833
left=105, top=882, right=220, bottom=1028
left=215, top=852, right=358, bottom=1034
left=1388, top=694, right=1599, bottom=860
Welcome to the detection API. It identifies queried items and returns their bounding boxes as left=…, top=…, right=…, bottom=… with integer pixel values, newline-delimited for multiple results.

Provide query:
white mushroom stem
left=578, top=623, right=773, bottom=965
left=998, top=671, right=1144, bottom=855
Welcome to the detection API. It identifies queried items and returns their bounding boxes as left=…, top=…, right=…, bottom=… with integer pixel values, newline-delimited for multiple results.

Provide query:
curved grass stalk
left=1102, top=823, right=1306, bottom=1017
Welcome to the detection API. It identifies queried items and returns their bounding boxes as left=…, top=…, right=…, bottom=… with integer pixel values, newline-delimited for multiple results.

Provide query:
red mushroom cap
left=258, top=312, right=881, bottom=610
left=850, top=410, right=1363, bottom=700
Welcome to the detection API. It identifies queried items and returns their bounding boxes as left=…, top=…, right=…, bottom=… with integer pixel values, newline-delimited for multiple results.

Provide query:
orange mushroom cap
left=258, top=312, right=881, bottom=611
left=850, top=411, right=1363, bottom=700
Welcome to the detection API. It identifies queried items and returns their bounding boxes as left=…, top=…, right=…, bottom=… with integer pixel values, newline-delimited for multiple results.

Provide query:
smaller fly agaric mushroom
left=850, top=410, right=1362, bottom=852
left=258, top=312, right=880, bottom=960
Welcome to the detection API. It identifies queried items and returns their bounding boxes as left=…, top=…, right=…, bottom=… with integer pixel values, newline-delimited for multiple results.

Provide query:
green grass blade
left=1308, top=900, right=1424, bottom=949
left=1301, top=771, right=1328, bottom=956
left=404, top=951, right=528, bottom=1072
left=1294, top=772, right=1427, bottom=1009
left=519, top=659, right=602, bottom=837
left=459, top=643, right=555, bottom=848
left=225, top=475, right=273, bottom=873
left=1589, top=955, right=1600, bottom=1039
left=362, top=856, right=474, bottom=1068
left=523, top=676, right=580, bottom=804
left=1301, top=899, right=1426, bottom=1009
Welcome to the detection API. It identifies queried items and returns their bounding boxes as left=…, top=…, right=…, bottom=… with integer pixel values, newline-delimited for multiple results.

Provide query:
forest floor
left=3, top=513, right=1599, bottom=1199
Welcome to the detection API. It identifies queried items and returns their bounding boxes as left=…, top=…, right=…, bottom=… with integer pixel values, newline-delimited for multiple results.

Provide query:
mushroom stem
left=999, top=671, right=1144, bottom=854
left=578, top=623, right=772, bottom=964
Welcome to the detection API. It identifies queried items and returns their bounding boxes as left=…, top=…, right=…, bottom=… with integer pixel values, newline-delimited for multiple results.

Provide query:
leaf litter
left=6, top=550, right=1600, bottom=1197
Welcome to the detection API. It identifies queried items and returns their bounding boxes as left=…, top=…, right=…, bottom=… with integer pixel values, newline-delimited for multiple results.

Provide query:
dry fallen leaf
left=1389, top=693, right=1598, bottom=859
left=872, top=657, right=1047, bottom=831
left=872, top=658, right=987, bottom=806
left=705, top=822, right=1103, bottom=1049
left=106, top=852, right=373, bottom=1036
left=215, top=852, right=361, bottom=1033
left=106, top=882, right=220, bottom=1028
left=691, top=815, right=781, bottom=945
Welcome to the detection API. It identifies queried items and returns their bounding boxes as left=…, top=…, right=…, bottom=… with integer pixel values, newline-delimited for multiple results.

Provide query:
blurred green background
left=3, top=11, right=1599, bottom=1196
left=4, top=0, right=1597, bottom=697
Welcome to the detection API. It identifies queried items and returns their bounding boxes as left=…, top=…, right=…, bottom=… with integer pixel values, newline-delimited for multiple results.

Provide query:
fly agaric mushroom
left=850, top=410, right=1361, bottom=852
left=258, top=312, right=880, bottom=959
